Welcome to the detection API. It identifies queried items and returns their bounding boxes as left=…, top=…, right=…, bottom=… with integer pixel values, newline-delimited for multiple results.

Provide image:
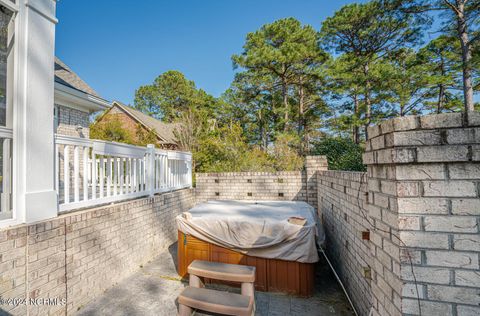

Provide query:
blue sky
left=55, top=0, right=367, bottom=104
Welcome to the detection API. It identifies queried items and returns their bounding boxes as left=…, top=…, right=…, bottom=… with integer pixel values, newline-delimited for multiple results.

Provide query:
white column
left=14, top=0, right=58, bottom=223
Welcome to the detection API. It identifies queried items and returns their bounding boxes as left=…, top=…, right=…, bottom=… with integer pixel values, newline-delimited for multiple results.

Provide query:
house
left=0, top=0, right=190, bottom=230
left=93, top=101, right=180, bottom=149
left=54, top=57, right=110, bottom=138
left=0, top=2, right=192, bottom=310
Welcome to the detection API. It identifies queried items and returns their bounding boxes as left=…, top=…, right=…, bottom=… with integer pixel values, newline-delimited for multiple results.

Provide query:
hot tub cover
left=176, top=200, right=324, bottom=263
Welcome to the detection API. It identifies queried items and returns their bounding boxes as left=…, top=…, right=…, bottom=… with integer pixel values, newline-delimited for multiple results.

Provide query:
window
left=0, top=0, right=15, bottom=221
left=54, top=105, right=59, bottom=132
left=0, top=3, right=14, bottom=127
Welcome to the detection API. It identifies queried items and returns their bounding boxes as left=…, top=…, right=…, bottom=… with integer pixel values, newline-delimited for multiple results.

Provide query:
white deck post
left=14, top=0, right=58, bottom=223
left=146, top=144, right=155, bottom=196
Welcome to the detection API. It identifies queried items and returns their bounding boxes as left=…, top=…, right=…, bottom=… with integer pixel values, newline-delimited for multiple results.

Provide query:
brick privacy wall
left=0, top=188, right=194, bottom=315
left=195, top=156, right=327, bottom=208
left=317, top=171, right=372, bottom=316
left=55, top=105, right=90, bottom=138
left=364, top=112, right=480, bottom=316
left=305, top=156, right=329, bottom=209
left=195, top=171, right=308, bottom=203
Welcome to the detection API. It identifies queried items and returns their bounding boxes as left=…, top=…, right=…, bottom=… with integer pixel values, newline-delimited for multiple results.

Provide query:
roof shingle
left=54, top=57, right=100, bottom=97
left=113, top=101, right=178, bottom=145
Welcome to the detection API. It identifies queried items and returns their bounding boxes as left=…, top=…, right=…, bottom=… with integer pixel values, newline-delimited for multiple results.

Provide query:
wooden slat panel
left=178, top=232, right=314, bottom=296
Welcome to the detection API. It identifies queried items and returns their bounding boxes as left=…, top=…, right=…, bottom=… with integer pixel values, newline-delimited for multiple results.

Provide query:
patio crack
left=140, top=270, right=185, bottom=283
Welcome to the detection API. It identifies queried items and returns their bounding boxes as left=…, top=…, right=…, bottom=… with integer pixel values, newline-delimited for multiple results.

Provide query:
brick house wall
left=55, top=104, right=90, bottom=138
left=0, top=188, right=194, bottom=315
left=97, top=106, right=177, bottom=149
left=54, top=104, right=91, bottom=202
left=104, top=104, right=143, bottom=134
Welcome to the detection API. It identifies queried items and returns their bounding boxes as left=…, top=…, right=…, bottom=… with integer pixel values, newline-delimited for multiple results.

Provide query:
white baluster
left=92, top=151, right=97, bottom=200
left=139, top=158, right=142, bottom=191
left=133, top=158, right=137, bottom=192
left=113, top=157, right=118, bottom=196
left=160, top=155, right=165, bottom=189
left=83, top=147, right=89, bottom=201
left=73, top=146, right=80, bottom=202
left=106, top=157, right=112, bottom=196
left=118, top=158, right=125, bottom=195
left=99, top=156, right=105, bottom=198
left=175, top=160, right=178, bottom=188
left=64, top=145, right=70, bottom=204
left=126, top=158, right=130, bottom=194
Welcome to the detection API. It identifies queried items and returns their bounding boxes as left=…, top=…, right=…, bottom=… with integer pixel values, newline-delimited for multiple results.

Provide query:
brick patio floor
left=76, top=243, right=354, bottom=316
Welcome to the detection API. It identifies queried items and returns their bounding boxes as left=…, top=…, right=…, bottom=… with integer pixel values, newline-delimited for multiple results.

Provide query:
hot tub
left=176, top=200, right=324, bottom=297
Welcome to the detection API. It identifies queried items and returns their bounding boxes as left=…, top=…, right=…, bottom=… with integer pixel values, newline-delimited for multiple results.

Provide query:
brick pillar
left=305, top=155, right=328, bottom=210
left=364, top=113, right=480, bottom=316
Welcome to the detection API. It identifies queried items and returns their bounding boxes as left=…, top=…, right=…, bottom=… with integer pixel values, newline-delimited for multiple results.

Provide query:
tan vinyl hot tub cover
left=176, top=200, right=324, bottom=263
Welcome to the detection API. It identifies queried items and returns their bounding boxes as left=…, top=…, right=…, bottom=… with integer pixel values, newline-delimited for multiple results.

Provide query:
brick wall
left=103, top=106, right=148, bottom=142
left=317, top=113, right=480, bottom=316
left=0, top=188, right=194, bottom=315
left=317, top=171, right=372, bottom=316
left=55, top=105, right=90, bottom=138
left=96, top=106, right=178, bottom=150
left=364, top=112, right=480, bottom=316
left=195, top=156, right=327, bottom=207
left=3, top=112, right=480, bottom=316
left=305, top=156, right=329, bottom=209
left=195, top=171, right=307, bottom=203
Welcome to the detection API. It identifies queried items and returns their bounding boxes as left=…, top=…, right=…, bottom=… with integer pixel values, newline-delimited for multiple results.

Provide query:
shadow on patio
left=76, top=242, right=354, bottom=316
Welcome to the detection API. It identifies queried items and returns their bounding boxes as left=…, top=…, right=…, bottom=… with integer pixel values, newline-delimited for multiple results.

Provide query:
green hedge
left=312, top=137, right=366, bottom=172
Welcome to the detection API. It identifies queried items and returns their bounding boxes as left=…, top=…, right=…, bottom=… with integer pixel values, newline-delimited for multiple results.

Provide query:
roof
left=54, top=57, right=100, bottom=97
left=111, top=101, right=178, bottom=145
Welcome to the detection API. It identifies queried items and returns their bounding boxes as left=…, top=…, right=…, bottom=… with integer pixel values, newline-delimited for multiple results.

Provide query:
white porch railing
left=0, top=127, right=12, bottom=220
left=55, top=135, right=192, bottom=212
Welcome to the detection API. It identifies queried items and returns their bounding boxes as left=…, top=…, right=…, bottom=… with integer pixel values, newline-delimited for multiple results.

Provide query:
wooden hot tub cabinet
left=177, top=231, right=315, bottom=297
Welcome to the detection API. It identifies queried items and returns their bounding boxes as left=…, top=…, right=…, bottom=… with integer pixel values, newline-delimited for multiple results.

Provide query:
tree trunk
left=282, top=76, right=289, bottom=131
left=352, top=93, right=360, bottom=144
left=454, top=0, right=474, bottom=113
left=437, top=54, right=446, bottom=113
left=437, top=84, right=445, bottom=114
left=298, top=84, right=304, bottom=135
left=297, top=80, right=305, bottom=154
left=363, top=63, right=372, bottom=140
left=258, top=109, right=266, bottom=150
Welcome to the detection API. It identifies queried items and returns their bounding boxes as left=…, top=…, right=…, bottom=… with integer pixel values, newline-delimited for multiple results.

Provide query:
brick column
left=364, top=113, right=480, bottom=316
left=305, top=156, right=328, bottom=210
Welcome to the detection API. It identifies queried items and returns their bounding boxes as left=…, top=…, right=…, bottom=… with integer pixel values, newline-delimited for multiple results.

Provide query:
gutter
left=54, top=82, right=111, bottom=112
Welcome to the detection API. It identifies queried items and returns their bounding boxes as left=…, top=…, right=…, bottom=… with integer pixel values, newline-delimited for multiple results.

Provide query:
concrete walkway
left=76, top=243, right=354, bottom=316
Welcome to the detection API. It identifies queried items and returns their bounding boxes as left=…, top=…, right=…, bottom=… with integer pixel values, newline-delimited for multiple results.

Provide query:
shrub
left=312, top=137, right=366, bottom=171
left=90, top=118, right=133, bottom=144
left=270, top=133, right=304, bottom=171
